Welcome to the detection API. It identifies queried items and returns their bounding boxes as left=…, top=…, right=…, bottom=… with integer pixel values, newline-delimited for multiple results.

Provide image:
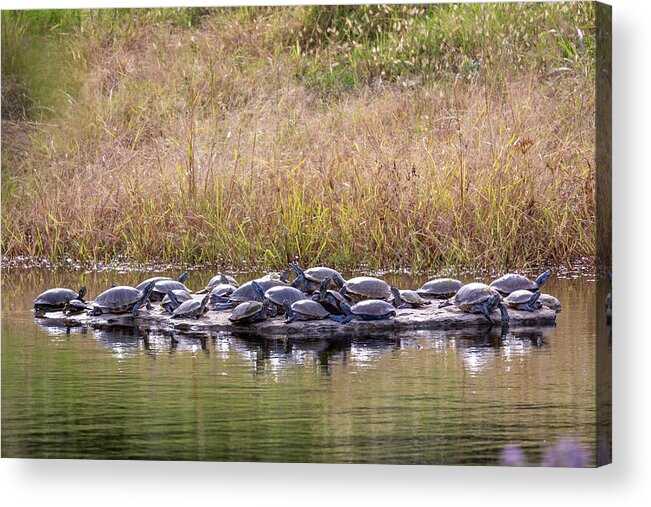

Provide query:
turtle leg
left=479, top=304, right=494, bottom=324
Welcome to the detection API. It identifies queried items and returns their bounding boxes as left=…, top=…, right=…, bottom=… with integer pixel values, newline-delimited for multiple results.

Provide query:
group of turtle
left=33, top=263, right=558, bottom=326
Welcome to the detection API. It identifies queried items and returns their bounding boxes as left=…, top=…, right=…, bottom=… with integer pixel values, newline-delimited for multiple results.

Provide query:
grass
left=1, top=4, right=596, bottom=272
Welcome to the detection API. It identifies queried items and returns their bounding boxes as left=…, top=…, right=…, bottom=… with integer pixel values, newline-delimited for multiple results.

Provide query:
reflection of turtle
left=33, top=286, right=87, bottom=315
left=338, top=276, right=392, bottom=303
left=490, top=270, right=551, bottom=295
left=291, top=262, right=343, bottom=294
left=439, top=282, right=509, bottom=324
left=339, top=299, right=397, bottom=322
left=89, top=282, right=155, bottom=316
left=283, top=299, right=336, bottom=323
left=504, top=290, right=541, bottom=312
left=171, top=294, right=210, bottom=319
left=417, top=278, right=463, bottom=299
left=229, top=299, right=269, bottom=324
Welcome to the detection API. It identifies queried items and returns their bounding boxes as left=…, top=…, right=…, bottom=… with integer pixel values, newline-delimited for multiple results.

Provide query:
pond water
left=1, top=265, right=610, bottom=465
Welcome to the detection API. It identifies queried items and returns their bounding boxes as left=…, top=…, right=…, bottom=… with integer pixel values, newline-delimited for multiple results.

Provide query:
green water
left=1, top=266, right=605, bottom=464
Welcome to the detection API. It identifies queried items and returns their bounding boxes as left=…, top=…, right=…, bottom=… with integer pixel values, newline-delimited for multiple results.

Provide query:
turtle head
left=166, top=289, right=181, bottom=307
left=141, top=281, right=157, bottom=298
left=200, top=294, right=210, bottom=311
left=77, top=286, right=88, bottom=302
left=529, top=290, right=541, bottom=307
left=535, top=270, right=552, bottom=289
left=290, top=261, right=304, bottom=277
left=332, top=272, right=346, bottom=289
left=279, top=267, right=291, bottom=284
left=319, top=277, right=332, bottom=300
left=252, top=280, right=266, bottom=301
left=390, top=286, right=402, bottom=308
left=178, top=271, right=190, bottom=284
left=219, top=273, right=229, bottom=284
left=340, top=301, right=353, bottom=316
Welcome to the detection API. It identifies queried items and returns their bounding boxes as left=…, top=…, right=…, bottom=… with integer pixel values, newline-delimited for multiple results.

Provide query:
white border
left=2, top=0, right=649, bottom=505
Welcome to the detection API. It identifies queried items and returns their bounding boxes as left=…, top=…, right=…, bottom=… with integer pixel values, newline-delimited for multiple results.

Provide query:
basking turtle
left=490, top=270, right=552, bottom=296
left=136, top=271, right=189, bottom=292
left=149, top=278, right=192, bottom=302
left=170, top=294, right=210, bottom=319
left=538, top=293, right=562, bottom=313
left=417, top=278, right=464, bottom=299
left=290, top=262, right=344, bottom=294
left=196, top=273, right=240, bottom=294
left=396, top=289, right=431, bottom=308
left=88, top=281, right=156, bottom=316
left=439, top=282, right=509, bottom=324
left=33, top=286, right=87, bottom=315
left=208, top=280, right=238, bottom=307
left=161, top=289, right=193, bottom=314
left=63, top=297, right=90, bottom=316
left=211, top=276, right=285, bottom=310
left=338, top=276, right=392, bottom=304
left=264, top=285, right=307, bottom=316
left=282, top=299, right=340, bottom=323
left=311, top=277, right=347, bottom=315
left=339, top=299, right=397, bottom=322
left=229, top=299, right=269, bottom=325
left=504, top=290, right=541, bottom=312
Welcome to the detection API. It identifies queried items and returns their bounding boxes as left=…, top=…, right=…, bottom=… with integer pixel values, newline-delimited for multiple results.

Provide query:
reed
left=1, top=4, right=596, bottom=272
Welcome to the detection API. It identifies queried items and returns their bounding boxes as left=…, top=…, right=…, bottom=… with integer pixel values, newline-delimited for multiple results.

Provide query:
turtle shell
left=206, top=273, right=239, bottom=289
left=93, top=286, right=144, bottom=313
left=504, top=289, right=538, bottom=305
left=538, top=293, right=562, bottom=313
left=150, top=280, right=191, bottom=301
left=303, top=267, right=340, bottom=283
left=399, top=290, right=430, bottom=306
left=161, top=289, right=193, bottom=312
left=350, top=299, right=396, bottom=318
left=229, top=278, right=286, bottom=303
left=171, top=295, right=209, bottom=318
left=265, top=286, right=307, bottom=306
left=135, top=276, right=172, bottom=292
left=489, top=274, right=539, bottom=295
left=451, top=283, right=499, bottom=308
left=291, top=299, right=330, bottom=319
left=229, top=300, right=267, bottom=323
left=209, top=283, right=237, bottom=298
left=343, top=277, right=391, bottom=300
left=417, top=278, right=463, bottom=297
left=34, top=287, right=82, bottom=308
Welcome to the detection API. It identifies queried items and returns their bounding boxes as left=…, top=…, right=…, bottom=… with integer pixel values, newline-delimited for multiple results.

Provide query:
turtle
left=229, top=299, right=269, bottom=325
left=338, top=276, right=392, bottom=304
left=170, top=294, right=210, bottom=319
left=136, top=271, right=189, bottom=292
left=148, top=278, right=192, bottom=302
left=88, top=281, right=156, bottom=316
left=489, top=270, right=552, bottom=296
left=211, top=276, right=286, bottom=310
left=416, top=278, right=464, bottom=299
left=63, top=297, right=90, bottom=316
left=339, top=299, right=397, bottom=322
left=396, top=289, right=431, bottom=308
left=503, top=290, right=542, bottom=312
left=290, top=262, right=344, bottom=294
left=538, top=293, right=562, bottom=313
left=33, top=286, right=87, bottom=316
left=282, top=299, right=341, bottom=323
left=264, top=285, right=308, bottom=316
left=161, top=289, right=193, bottom=314
left=439, top=282, right=510, bottom=325
left=196, top=273, right=240, bottom=294
left=207, top=281, right=238, bottom=307
left=311, top=277, right=347, bottom=315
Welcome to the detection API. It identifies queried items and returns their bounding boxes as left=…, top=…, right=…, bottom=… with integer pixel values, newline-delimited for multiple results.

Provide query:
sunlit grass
left=1, top=4, right=596, bottom=272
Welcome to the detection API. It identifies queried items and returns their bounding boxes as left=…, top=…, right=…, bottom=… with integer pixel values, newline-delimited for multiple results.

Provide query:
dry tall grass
left=1, top=4, right=596, bottom=271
